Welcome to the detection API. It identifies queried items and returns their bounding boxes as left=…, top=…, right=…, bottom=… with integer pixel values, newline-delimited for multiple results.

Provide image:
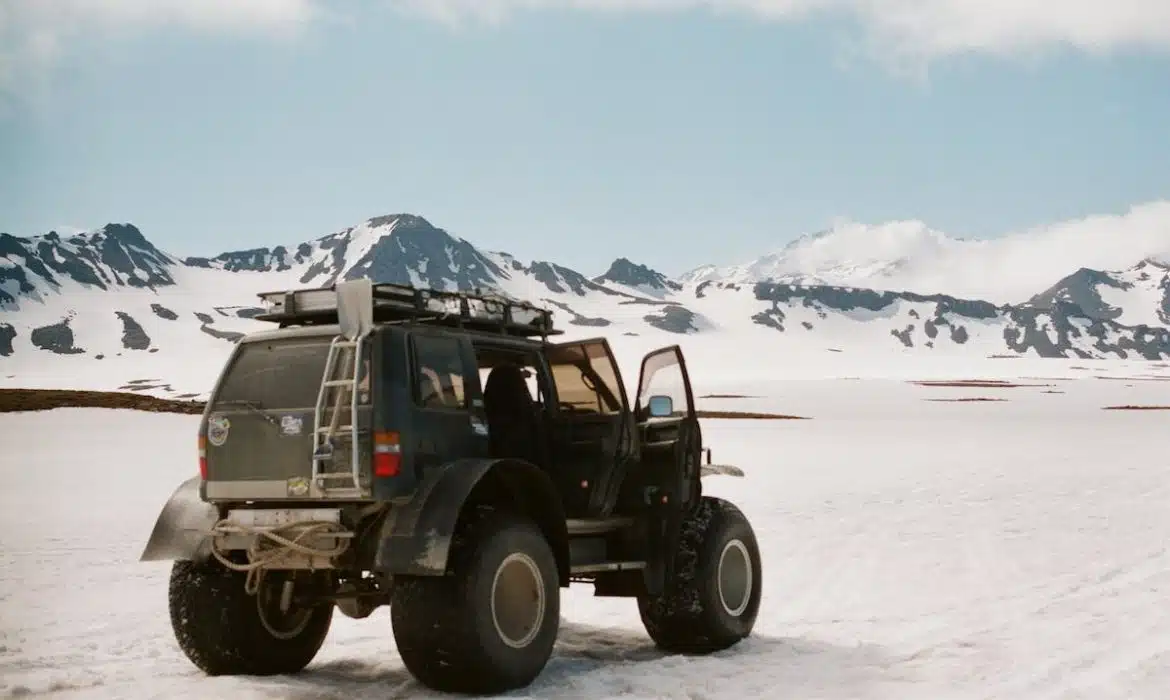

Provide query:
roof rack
left=254, top=280, right=561, bottom=338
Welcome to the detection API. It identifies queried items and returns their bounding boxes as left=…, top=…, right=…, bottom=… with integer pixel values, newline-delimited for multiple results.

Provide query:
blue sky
left=2, top=1, right=1169, bottom=276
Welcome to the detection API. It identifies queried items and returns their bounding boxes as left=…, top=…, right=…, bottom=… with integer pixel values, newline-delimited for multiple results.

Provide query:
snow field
left=1, top=376, right=1169, bottom=698
left=5, top=288, right=1170, bottom=401
left=7, top=220, right=1169, bottom=401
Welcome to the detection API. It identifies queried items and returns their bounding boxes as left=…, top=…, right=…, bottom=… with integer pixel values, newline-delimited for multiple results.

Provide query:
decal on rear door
left=280, top=414, right=304, bottom=436
left=207, top=414, right=231, bottom=446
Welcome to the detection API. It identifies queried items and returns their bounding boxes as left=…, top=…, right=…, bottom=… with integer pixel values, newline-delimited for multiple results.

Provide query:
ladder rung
left=331, top=340, right=358, bottom=348
left=323, top=379, right=356, bottom=388
left=317, top=426, right=354, bottom=434
left=316, top=472, right=361, bottom=480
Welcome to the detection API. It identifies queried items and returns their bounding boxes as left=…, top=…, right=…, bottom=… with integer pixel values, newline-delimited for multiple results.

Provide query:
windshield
left=212, top=336, right=369, bottom=410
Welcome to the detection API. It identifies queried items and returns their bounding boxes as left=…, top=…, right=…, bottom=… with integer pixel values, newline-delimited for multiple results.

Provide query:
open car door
left=544, top=338, right=636, bottom=518
left=634, top=345, right=701, bottom=594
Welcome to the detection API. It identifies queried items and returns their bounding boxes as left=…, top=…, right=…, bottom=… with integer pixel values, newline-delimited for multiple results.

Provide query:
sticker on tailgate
left=207, top=414, right=230, bottom=446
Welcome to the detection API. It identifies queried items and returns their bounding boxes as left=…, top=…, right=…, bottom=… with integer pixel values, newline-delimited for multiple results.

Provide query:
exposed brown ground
left=909, top=379, right=1050, bottom=388
left=698, top=393, right=757, bottom=399
left=0, top=388, right=204, bottom=414
left=1, top=388, right=810, bottom=420
left=924, top=397, right=1008, bottom=403
left=695, top=410, right=809, bottom=420
left=1102, top=405, right=1170, bottom=411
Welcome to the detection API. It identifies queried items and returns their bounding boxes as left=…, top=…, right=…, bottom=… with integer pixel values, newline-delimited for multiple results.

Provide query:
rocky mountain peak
left=0, top=223, right=176, bottom=309
left=594, top=257, right=681, bottom=295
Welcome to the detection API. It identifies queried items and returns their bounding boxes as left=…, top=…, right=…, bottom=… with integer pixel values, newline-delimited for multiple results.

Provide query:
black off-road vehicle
left=141, top=279, right=761, bottom=694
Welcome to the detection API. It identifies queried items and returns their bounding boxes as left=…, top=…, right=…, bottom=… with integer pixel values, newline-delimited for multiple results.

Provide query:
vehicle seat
left=483, top=364, right=542, bottom=465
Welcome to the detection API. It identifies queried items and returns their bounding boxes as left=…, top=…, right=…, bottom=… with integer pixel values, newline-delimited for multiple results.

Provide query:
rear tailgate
left=202, top=334, right=372, bottom=500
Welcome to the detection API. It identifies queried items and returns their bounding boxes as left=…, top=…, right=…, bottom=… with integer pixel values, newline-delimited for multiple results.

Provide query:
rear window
left=213, top=337, right=366, bottom=410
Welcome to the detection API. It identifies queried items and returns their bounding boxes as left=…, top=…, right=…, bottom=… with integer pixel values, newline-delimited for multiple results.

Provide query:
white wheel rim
left=717, top=539, right=753, bottom=617
left=256, top=577, right=314, bottom=640
left=490, top=552, right=546, bottom=649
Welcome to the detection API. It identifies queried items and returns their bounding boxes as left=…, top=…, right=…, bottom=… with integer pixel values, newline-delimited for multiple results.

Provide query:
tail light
left=374, top=431, right=401, bottom=477
left=198, top=435, right=208, bottom=480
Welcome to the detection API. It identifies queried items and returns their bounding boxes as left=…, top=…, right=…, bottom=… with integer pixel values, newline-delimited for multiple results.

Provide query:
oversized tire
left=168, top=558, right=334, bottom=676
left=637, top=496, right=762, bottom=653
left=390, top=506, right=561, bottom=694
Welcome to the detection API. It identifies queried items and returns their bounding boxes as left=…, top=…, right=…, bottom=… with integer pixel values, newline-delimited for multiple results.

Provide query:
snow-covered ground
left=2, top=375, right=1169, bottom=699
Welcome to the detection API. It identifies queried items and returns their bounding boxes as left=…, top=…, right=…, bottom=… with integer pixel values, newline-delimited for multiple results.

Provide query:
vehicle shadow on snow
left=268, top=621, right=893, bottom=700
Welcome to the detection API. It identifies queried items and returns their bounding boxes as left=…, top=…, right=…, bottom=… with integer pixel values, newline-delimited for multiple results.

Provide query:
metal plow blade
left=139, top=476, right=219, bottom=562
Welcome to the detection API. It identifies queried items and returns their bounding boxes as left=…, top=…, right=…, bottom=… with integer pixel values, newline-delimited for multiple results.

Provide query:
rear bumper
left=204, top=479, right=372, bottom=501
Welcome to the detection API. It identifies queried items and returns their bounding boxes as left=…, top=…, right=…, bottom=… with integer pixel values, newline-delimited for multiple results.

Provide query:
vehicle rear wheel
left=390, top=506, right=560, bottom=694
left=637, top=496, right=762, bottom=653
left=168, top=558, right=333, bottom=676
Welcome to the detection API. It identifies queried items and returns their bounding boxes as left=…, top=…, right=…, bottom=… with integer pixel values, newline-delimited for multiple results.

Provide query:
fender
left=139, top=476, right=220, bottom=563
left=374, top=458, right=570, bottom=585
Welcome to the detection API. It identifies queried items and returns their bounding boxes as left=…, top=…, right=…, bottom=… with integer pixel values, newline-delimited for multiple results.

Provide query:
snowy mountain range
left=2, top=211, right=1169, bottom=396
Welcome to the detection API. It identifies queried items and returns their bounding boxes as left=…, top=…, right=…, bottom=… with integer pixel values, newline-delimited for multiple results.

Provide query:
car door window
left=637, top=347, right=692, bottom=418
left=546, top=340, right=625, bottom=415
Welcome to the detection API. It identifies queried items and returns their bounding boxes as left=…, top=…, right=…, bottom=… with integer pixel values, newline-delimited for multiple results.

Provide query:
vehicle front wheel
left=637, top=496, right=762, bottom=653
left=390, top=507, right=561, bottom=694
left=168, top=559, right=334, bottom=676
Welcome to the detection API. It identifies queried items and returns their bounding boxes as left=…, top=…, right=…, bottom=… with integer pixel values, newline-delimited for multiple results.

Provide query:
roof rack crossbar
left=253, top=281, right=561, bottom=338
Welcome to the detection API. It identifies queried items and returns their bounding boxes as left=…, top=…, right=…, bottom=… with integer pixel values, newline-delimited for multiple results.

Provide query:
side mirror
left=646, top=395, right=673, bottom=418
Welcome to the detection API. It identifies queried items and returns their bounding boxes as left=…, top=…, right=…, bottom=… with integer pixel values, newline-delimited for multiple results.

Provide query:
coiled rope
left=209, top=518, right=353, bottom=595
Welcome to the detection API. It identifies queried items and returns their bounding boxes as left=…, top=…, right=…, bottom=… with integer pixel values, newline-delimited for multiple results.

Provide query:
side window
left=546, top=341, right=624, bottom=415
left=412, top=334, right=467, bottom=410
left=473, top=345, right=546, bottom=408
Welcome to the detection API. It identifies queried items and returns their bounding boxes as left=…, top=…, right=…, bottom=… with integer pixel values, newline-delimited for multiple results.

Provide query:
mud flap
left=139, top=476, right=219, bottom=562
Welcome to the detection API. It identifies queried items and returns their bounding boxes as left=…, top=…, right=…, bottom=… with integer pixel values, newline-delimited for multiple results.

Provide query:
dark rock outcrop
left=151, top=303, right=178, bottom=321
left=644, top=305, right=700, bottom=334
left=0, top=323, right=15, bottom=356
left=544, top=300, right=612, bottom=327
left=115, top=312, right=151, bottom=350
left=30, top=319, right=84, bottom=355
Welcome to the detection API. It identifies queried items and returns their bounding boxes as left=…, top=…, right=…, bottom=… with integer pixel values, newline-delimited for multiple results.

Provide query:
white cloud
left=695, top=200, right=1170, bottom=303
left=0, top=0, right=320, bottom=92
left=850, top=0, right=1170, bottom=59
left=386, top=0, right=1170, bottom=58
left=956, top=200, right=1170, bottom=301
left=3, top=0, right=1168, bottom=92
left=4, top=0, right=319, bottom=32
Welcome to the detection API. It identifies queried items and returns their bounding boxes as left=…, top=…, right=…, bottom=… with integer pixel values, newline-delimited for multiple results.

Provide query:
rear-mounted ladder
left=310, top=278, right=376, bottom=499
left=311, top=335, right=366, bottom=497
